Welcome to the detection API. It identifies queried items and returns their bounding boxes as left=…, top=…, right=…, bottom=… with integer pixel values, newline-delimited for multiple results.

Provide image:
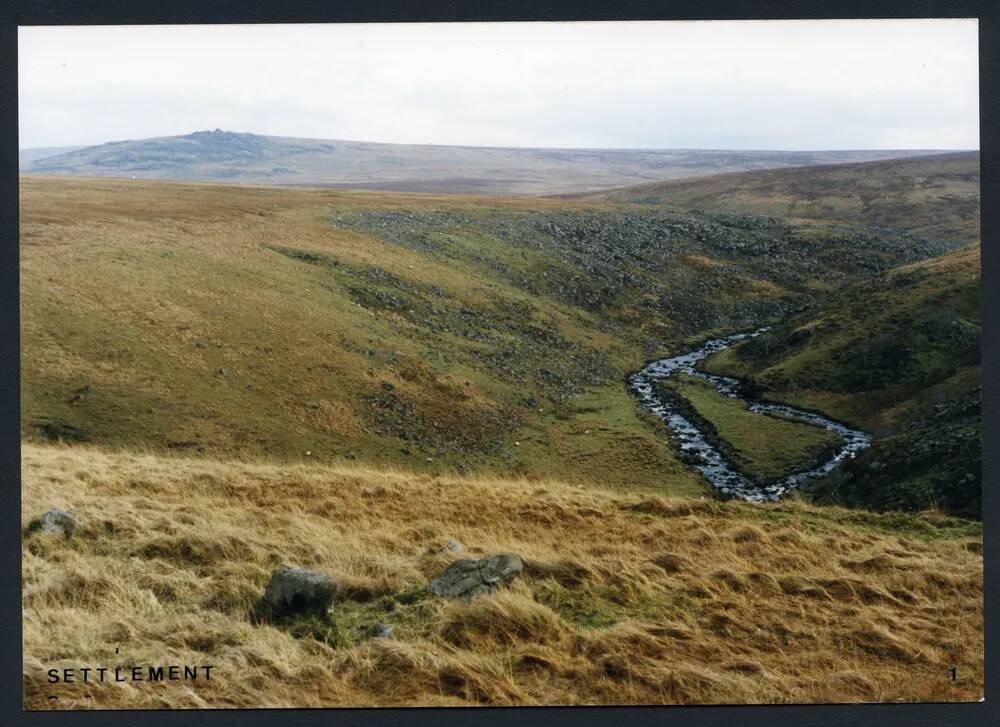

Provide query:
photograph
left=17, top=18, right=983, bottom=709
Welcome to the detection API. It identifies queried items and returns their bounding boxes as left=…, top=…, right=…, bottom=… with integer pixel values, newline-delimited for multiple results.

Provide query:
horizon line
left=19, top=129, right=981, bottom=154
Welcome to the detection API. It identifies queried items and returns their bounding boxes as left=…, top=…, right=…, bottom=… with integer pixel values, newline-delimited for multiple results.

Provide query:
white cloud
left=18, top=19, right=979, bottom=150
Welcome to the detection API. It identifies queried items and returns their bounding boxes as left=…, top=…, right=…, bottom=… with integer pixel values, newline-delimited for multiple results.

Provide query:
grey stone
left=261, top=566, right=337, bottom=617
left=40, top=509, right=76, bottom=539
left=372, top=623, right=395, bottom=639
left=427, top=554, right=523, bottom=601
left=436, top=539, right=464, bottom=555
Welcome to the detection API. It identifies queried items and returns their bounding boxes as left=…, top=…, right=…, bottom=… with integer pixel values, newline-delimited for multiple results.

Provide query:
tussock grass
left=23, top=443, right=982, bottom=708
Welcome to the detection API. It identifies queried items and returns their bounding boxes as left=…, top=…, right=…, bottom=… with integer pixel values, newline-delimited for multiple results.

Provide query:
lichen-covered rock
left=428, top=554, right=523, bottom=600
left=40, top=509, right=76, bottom=539
left=434, top=538, right=464, bottom=555
left=261, top=566, right=337, bottom=618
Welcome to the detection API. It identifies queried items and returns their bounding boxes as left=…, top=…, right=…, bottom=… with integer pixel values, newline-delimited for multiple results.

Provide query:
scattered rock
left=434, top=539, right=464, bottom=555
left=428, top=554, right=523, bottom=600
left=215, top=367, right=229, bottom=378
left=39, top=509, right=76, bottom=539
left=371, top=623, right=395, bottom=639
left=68, top=385, right=91, bottom=405
left=260, top=566, right=337, bottom=618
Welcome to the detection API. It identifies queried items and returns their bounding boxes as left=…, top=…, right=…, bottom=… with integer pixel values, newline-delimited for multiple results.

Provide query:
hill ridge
left=567, top=152, right=981, bottom=244
left=19, top=129, right=946, bottom=196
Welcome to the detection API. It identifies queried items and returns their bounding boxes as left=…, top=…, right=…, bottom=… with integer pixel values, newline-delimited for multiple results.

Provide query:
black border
left=1, top=2, right=996, bottom=726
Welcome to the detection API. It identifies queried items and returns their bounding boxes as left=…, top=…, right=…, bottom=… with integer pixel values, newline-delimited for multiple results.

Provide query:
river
left=627, top=328, right=872, bottom=502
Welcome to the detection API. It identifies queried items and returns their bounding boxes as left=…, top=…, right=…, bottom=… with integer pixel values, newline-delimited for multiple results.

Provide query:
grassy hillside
left=701, top=246, right=981, bottom=516
left=21, top=130, right=939, bottom=195
left=22, top=444, right=982, bottom=709
left=21, top=176, right=960, bottom=495
left=571, top=152, right=980, bottom=245
left=569, top=153, right=982, bottom=516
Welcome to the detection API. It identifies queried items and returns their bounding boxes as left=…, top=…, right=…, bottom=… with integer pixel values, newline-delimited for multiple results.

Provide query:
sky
left=18, top=20, right=979, bottom=151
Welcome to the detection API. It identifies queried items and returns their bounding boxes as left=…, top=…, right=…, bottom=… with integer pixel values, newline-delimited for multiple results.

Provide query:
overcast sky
left=18, top=20, right=979, bottom=151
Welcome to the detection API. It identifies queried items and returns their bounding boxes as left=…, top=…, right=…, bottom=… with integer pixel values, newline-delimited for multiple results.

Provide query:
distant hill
left=570, top=152, right=980, bottom=243
left=18, top=145, right=85, bottom=168
left=19, top=129, right=943, bottom=195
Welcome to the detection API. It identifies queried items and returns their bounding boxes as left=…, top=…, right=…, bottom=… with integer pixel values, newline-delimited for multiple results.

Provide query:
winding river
left=627, top=328, right=872, bottom=502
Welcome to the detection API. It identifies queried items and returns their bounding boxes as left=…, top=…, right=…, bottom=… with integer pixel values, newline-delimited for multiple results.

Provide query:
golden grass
left=23, top=443, right=982, bottom=709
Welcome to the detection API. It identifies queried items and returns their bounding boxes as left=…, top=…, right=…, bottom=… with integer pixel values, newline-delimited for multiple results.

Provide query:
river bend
left=627, top=329, right=872, bottom=502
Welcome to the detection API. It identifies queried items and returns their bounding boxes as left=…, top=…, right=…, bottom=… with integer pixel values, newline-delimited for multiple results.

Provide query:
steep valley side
left=21, top=176, right=965, bottom=498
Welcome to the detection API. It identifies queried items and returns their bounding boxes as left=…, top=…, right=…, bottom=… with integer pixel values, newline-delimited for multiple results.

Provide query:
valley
left=19, top=151, right=983, bottom=708
left=629, top=330, right=870, bottom=501
left=21, top=169, right=970, bottom=499
left=15, top=15, right=985, bottom=713
left=699, top=244, right=982, bottom=516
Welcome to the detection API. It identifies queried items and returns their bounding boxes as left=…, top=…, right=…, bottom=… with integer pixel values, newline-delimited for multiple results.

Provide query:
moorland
left=20, top=149, right=982, bottom=707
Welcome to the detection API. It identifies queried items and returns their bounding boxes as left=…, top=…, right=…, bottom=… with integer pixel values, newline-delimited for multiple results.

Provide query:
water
left=627, top=328, right=872, bottom=502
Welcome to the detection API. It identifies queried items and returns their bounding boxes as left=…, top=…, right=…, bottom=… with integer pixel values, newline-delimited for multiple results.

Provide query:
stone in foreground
left=428, top=554, right=523, bottom=600
left=261, top=566, right=337, bottom=618
left=40, top=509, right=76, bottom=539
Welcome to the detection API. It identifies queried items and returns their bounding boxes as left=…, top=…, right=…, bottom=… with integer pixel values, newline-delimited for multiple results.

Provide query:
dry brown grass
left=22, top=443, right=982, bottom=709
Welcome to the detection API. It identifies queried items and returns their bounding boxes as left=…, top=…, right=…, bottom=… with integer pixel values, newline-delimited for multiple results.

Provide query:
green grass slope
left=20, top=176, right=961, bottom=496
left=656, top=374, right=842, bottom=482
left=701, top=245, right=981, bottom=516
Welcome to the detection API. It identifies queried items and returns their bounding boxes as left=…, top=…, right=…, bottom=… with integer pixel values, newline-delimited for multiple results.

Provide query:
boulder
left=428, top=554, right=523, bottom=601
left=261, top=566, right=337, bottom=618
left=40, top=509, right=76, bottom=539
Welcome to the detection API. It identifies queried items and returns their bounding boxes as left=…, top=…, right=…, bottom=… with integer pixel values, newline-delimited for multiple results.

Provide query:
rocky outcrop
left=434, top=538, right=464, bottom=556
left=428, top=554, right=523, bottom=601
